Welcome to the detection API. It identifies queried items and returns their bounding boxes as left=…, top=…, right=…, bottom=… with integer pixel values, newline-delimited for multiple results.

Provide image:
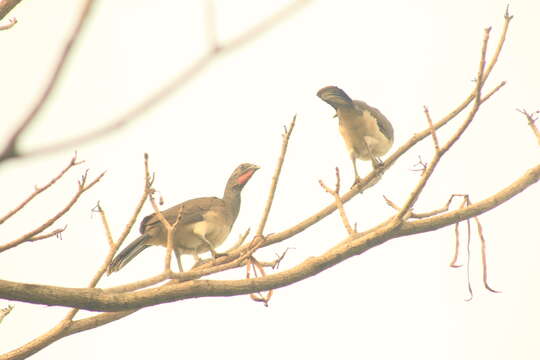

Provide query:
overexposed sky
left=1, top=1, right=539, bottom=359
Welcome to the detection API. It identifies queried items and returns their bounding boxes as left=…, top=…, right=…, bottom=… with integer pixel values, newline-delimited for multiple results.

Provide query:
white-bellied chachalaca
left=317, top=86, right=394, bottom=185
left=107, top=163, right=259, bottom=274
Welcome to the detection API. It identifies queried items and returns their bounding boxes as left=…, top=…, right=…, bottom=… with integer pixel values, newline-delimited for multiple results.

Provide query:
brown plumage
left=107, top=163, right=259, bottom=274
left=317, top=86, right=394, bottom=184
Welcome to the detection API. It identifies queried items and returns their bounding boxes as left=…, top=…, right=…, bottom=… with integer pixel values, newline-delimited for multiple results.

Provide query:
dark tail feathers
left=107, top=235, right=150, bottom=275
left=316, top=86, right=353, bottom=109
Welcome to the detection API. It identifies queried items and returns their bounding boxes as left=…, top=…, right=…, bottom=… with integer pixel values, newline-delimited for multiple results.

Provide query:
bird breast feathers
left=338, top=108, right=393, bottom=158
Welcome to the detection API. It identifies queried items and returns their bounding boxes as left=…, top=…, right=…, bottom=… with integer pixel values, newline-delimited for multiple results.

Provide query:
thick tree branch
left=2, top=160, right=152, bottom=360
left=0, top=162, right=537, bottom=312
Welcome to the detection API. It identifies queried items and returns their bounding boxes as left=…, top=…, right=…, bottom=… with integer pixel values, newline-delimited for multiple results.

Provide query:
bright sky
left=1, top=1, right=539, bottom=359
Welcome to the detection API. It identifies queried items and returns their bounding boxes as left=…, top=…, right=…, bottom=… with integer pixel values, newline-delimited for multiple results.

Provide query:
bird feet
left=371, top=157, right=384, bottom=169
left=209, top=248, right=228, bottom=259
left=351, top=176, right=364, bottom=190
left=192, top=251, right=228, bottom=268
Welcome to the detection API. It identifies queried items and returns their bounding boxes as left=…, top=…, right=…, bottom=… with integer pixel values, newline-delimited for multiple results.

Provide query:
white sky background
left=1, top=0, right=539, bottom=359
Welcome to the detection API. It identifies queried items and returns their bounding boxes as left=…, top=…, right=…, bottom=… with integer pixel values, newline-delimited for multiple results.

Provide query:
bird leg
left=173, top=247, right=184, bottom=272
left=201, top=235, right=228, bottom=259
left=351, top=158, right=361, bottom=186
left=362, top=136, right=383, bottom=169
left=191, top=253, right=210, bottom=268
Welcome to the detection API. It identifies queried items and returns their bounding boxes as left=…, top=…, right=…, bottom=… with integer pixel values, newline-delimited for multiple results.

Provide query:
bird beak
left=236, top=164, right=260, bottom=186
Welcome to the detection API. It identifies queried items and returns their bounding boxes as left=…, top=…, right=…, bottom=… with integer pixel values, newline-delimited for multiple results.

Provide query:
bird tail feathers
left=107, top=234, right=150, bottom=275
left=316, top=86, right=354, bottom=109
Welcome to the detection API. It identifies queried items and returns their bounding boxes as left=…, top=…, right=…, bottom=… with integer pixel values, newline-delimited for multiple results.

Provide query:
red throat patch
left=236, top=170, right=254, bottom=185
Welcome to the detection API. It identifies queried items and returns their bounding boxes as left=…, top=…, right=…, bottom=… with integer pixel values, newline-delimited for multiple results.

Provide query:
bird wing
left=353, top=100, right=394, bottom=142
left=139, top=197, right=225, bottom=234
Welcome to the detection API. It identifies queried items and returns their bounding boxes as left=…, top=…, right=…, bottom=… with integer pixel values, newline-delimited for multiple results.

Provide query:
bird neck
left=222, top=186, right=242, bottom=221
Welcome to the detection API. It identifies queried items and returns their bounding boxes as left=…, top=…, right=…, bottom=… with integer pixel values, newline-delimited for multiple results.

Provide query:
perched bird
left=107, top=163, right=259, bottom=274
left=317, top=86, right=394, bottom=185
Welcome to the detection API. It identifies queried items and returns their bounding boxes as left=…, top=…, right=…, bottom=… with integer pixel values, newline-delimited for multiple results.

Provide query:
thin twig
left=254, top=115, right=296, bottom=239
left=0, top=305, right=14, bottom=324
left=110, top=154, right=155, bottom=254
left=319, top=168, right=355, bottom=236
left=394, top=27, right=493, bottom=221
left=204, top=0, right=219, bottom=51
left=246, top=257, right=272, bottom=306
left=0, top=153, right=82, bottom=225
left=480, top=81, right=506, bottom=103
left=0, top=171, right=105, bottom=253
left=473, top=216, right=500, bottom=293
left=0, top=0, right=97, bottom=162
left=93, top=202, right=114, bottom=248
left=0, top=17, right=16, bottom=30
left=424, top=106, right=440, bottom=152
left=226, top=228, right=251, bottom=253
left=144, top=153, right=182, bottom=273
left=450, top=221, right=461, bottom=268
left=517, top=109, right=540, bottom=146
left=383, top=194, right=459, bottom=219
left=481, top=7, right=513, bottom=86
left=463, top=213, right=473, bottom=301
left=450, top=196, right=469, bottom=267
left=27, top=226, right=66, bottom=241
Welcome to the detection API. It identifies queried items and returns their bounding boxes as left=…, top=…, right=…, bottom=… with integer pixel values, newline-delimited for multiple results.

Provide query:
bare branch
left=0, top=0, right=97, bottom=163
left=450, top=221, right=462, bottom=268
left=143, top=153, right=183, bottom=273
left=0, top=0, right=22, bottom=20
left=0, top=17, right=16, bottom=30
left=1, top=163, right=537, bottom=312
left=27, top=226, right=66, bottom=242
left=263, top=12, right=513, bottom=248
left=8, top=1, right=312, bottom=162
left=255, top=115, right=296, bottom=238
left=517, top=109, right=540, bottom=145
left=246, top=257, right=272, bottom=306
left=393, top=27, right=493, bottom=221
left=0, top=153, right=82, bottom=225
left=464, top=214, right=473, bottom=301
left=0, top=304, right=14, bottom=324
left=480, top=81, right=506, bottom=103
left=473, top=216, right=500, bottom=293
left=109, top=154, right=155, bottom=255
left=0, top=309, right=136, bottom=360
left=3, top=156, right=154, bottom=360
left=319, top=168, right=355, bottom=236
left=423, top=106, right=440, bottom=152
left=0, top=171, right=104, bottom=253
left=93, top=202, right=114, bottom=248
left=224, top=228, right=250, bottom=253
left=204, top=0, right=218, bottom=51
left=384, top=194, right=462, bottom=219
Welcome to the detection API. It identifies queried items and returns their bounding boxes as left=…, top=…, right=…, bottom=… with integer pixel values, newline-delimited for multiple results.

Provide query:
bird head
left=229, top=163, right=260, bottom=191
left=317, top=86, right=354, bottom=110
